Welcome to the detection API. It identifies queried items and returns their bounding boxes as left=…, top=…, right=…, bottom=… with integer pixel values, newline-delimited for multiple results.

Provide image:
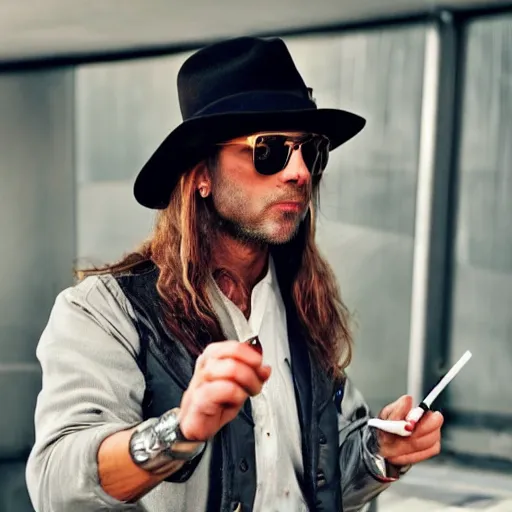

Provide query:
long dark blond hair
left=78, top=163, right=353, bottom=380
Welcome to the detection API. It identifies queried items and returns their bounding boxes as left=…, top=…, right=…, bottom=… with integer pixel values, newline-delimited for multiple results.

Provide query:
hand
left=377, top=395, right=444, bottom=467
left=178, top=341, right=271, bottom=441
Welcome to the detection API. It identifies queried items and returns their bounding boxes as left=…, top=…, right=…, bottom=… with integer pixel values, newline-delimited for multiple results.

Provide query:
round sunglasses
left=217, top=132, right=330, bottom=177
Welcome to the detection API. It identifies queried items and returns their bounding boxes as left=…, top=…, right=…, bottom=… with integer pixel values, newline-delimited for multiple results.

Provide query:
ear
left=195, top=161, right=211, bottom=198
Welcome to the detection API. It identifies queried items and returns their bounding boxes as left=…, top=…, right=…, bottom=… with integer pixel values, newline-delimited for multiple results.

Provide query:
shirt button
left=319, top=433, right=327, bottom=444
left=317, top=469, right=327, bottom=487
left=239, top=458, right=249, bottom=472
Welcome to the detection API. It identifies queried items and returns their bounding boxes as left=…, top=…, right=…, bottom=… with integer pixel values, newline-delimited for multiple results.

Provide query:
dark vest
left=115, top=261, right=344, bottom=511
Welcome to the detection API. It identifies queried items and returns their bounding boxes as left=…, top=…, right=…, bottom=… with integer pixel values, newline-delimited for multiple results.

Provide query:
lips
left=272, top=202, right=304, bottom=213
left=272, top=197, right=306, bottom=207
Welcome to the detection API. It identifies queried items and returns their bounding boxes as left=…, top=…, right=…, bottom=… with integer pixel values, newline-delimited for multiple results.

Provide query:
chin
left=264, top=222, right=301, bottom=245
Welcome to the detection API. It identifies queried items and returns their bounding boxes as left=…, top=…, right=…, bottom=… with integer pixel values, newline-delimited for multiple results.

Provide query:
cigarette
left=368, top=350, right=472, bottom=436
left=406, top=350, right=472, bottom=426
left=423, top=350, right=472, bottom=408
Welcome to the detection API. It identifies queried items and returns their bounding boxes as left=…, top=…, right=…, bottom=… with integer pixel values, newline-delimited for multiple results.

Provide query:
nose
left=278, top=148, right=311, bottom=187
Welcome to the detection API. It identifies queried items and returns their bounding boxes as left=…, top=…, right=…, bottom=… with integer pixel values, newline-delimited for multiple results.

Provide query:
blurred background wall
left=0, top=1, right=511, bottom=510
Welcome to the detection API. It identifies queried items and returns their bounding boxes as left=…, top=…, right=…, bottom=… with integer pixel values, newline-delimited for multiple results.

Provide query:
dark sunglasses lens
left=254, top=136, right=290, bottom=175
left=301, top=137, right=329, bottom=176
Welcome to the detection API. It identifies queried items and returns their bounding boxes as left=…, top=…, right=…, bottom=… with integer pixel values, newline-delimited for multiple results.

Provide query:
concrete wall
left=445, top=15, right=512, bottom=463
left=0, top=70, right=75, bottom=511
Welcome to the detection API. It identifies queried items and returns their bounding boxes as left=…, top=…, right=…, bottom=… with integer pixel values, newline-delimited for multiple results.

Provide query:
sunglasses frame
left=216, top=131, right=330, bottom=176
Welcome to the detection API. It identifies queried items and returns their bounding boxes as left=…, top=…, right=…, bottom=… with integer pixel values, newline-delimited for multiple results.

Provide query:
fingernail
left=244, top=336, right=263, bottom=355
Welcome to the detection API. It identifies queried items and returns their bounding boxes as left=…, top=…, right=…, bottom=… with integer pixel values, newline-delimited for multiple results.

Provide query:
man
left=26, top=36, right=443, bottom=512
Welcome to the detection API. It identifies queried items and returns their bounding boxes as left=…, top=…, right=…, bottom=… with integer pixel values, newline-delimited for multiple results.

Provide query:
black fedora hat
left=134, top=36, right=366, bottom=209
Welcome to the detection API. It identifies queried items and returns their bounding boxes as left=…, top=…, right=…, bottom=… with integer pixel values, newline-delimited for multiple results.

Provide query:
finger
left=380, top=395, right=413, bottom=421
left=256, top=364, right=272, bottom=382
left=380, top=428, right=441, bottom=459
left=200, top=341, right=264, bottom=369
left=412, top=411, right=444, bottom=436
left=201, top=358, right=267, bottom=396
left=377, top=412, right=441, bottom=452
left=408, top=429, right=441, bottom=454
left=194, top=379, right=249, bottom=414
left=387, top=440, right=441, bottom=466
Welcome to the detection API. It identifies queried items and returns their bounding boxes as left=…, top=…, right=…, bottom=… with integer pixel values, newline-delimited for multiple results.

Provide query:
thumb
left=379, top=395, right=413, bottom=421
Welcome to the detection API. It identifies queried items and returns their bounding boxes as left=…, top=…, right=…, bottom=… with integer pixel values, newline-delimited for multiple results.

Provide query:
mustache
left=268, top=189, right=311, bottom=205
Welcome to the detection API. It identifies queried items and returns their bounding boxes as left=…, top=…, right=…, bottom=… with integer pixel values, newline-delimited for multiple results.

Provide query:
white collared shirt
left=214, top=258, right=309, bottom=512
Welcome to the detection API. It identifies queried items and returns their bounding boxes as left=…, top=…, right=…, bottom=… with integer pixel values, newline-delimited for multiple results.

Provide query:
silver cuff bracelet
left=129, top=407, right=205, bottom=473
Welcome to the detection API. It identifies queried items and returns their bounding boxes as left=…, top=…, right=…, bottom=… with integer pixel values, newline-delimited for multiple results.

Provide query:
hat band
left=190, top=90, right=317, bottom=119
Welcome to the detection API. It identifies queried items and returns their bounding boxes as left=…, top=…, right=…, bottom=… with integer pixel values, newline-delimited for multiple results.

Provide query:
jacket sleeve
left=338, top=377, right=407, bottom=512
left=25, top=275, right=147, bottom=512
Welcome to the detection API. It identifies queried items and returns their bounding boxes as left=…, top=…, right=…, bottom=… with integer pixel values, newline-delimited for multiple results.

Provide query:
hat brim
left=134, top=108, right=365, bottom=209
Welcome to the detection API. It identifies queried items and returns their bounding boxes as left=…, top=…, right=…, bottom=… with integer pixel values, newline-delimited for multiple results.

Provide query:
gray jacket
left=26, top=267, right=399, bottom=512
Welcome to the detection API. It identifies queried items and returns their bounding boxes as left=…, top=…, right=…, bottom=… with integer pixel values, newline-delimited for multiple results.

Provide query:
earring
left=199, top=187, right=208, bottom=198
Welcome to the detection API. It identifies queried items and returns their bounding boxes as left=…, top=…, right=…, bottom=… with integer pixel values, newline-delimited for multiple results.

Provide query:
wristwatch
left=129, top=408, right=206, bottom=473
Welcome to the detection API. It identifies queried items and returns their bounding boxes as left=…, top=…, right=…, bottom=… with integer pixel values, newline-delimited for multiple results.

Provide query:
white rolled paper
left=367, top=418, right=412, bottom=437
left=367, top=350, right=473, bottom=437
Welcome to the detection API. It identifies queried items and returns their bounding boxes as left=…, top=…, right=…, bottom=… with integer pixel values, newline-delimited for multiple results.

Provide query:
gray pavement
left=375, top=459, right=512, bottom=511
